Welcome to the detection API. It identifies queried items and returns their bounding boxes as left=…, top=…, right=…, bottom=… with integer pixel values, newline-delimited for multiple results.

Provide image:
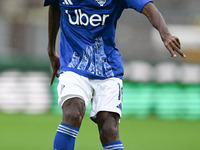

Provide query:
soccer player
left=44, top=0, right=186, bottom=149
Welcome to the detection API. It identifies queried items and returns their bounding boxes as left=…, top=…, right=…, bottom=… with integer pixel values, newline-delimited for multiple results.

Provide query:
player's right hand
left=49, top=53, right=60, bottom=86
left=162, top=33, right=186, bottom=58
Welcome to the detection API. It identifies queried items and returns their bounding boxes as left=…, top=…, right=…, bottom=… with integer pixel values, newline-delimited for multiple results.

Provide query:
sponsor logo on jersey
left=65, top=9, right=109, bottom=27
left=95, top=0, right=107, bottom=6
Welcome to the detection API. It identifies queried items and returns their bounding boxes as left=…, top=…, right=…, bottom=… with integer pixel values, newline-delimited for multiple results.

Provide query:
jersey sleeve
left=124, top=0, right=153, bottom=13
left=44, top=0, right=59, bottom=6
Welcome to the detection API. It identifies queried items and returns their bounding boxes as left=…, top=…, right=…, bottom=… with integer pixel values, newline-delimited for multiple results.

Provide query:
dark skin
left=48, top=5, right=60, bottom=86
left=47, top=2, right=186, bottom=144
left=142, top=2, right=186, bottom=58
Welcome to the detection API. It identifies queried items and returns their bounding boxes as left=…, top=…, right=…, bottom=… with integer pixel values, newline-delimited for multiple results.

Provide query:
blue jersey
left=44, top=0, right=152, bottom=79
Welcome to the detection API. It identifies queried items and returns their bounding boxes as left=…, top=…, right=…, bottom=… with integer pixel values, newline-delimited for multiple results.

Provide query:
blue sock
left=53, top=122, right=79, bottom=150
left=103, top=140, right=124, bottom=150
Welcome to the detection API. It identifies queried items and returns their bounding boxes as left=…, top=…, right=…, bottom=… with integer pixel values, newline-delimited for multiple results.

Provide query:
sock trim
left=103, top=140, right=124, bottom=150
left=104, top=144, right=124, bottom=150
left=57, top=123, right=79, bottom=138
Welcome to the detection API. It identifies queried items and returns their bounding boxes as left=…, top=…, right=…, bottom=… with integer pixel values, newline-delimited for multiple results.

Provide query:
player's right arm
left=141, top=2, right=186, bottom=58
left=47, top=4, right=61, bottom=86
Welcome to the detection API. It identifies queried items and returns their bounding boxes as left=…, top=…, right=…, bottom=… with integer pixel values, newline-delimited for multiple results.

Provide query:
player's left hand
left=49, top=53, right=60, bottom=86
left=163, top=33, right=186, bottom=58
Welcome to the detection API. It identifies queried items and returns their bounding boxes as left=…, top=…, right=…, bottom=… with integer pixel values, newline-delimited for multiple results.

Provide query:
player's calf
left=97, top=112, right=124, bottom=150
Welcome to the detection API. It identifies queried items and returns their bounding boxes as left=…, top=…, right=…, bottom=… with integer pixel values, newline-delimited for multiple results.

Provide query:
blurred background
left=0, top=0, right=200, bottom=150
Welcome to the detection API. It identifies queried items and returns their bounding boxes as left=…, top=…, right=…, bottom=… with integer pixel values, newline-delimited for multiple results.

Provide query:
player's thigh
left=97, top=111, right=120, bottom=128
left=57, top=71, right=93, bottom=127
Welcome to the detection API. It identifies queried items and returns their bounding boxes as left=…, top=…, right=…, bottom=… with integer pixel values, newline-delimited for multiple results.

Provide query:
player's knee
left=63, top=110, right=81, bottom=121
left=97, top=112, right=120, bottom=143
left=62, top=98, right=85, bottom=127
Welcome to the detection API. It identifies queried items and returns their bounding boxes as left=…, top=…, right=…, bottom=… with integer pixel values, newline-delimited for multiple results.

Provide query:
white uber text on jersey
left=65, top=9, right=110, bottom=27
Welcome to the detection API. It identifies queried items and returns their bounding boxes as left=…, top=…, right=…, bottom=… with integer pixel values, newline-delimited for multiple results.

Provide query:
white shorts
left=57, top=71, right=123, bottom=121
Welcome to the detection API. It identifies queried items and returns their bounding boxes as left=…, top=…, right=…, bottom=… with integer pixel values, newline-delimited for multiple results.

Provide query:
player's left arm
left=48, top=5, right=61, bottom=86
left=141, top=2, right=186, bottom=58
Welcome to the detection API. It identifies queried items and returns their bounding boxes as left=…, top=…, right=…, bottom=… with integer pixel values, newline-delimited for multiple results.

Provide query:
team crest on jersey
left=95, top=0, right=107, bottom=6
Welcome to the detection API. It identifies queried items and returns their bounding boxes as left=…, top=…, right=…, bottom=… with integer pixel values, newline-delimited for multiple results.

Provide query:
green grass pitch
left=0, top=112, right=200, bottom=150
